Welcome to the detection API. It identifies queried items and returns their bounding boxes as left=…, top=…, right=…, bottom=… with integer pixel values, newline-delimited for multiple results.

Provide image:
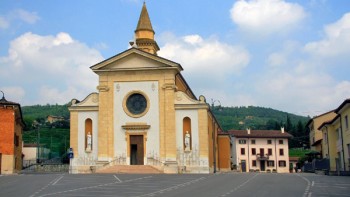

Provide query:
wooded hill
left=22, top=104, right=311, bottom=148
left=211, top=106, right=310, bottom=148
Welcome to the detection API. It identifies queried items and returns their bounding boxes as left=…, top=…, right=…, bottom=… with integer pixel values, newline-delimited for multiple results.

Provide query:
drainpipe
left=275, top=138, right=278, bottom=172
left=247, top=137, right=250, bottom=172
left=326, top=126, right=330, bottom=159
left=340, top=115, right=346, bottom=171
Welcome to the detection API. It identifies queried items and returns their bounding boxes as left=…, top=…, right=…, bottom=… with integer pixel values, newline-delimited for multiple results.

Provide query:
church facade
left=69, top=3, right=221, bottom=174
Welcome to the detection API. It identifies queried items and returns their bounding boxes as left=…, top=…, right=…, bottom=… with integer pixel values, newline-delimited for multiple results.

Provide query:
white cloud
left=0, top=9, right=40, bottom=30
left=0, top=86, right=25, bottom=103
left=0, top=16, right=9, bottom=29
left=0, top=32, right=103, bottom=105
left=230, top=0, right=306, bottom=34
left=13, top=9, right=40, bottom=24
left=304, top=12, right=350, bottom=57
left=159, top=33, right=250, bottom=81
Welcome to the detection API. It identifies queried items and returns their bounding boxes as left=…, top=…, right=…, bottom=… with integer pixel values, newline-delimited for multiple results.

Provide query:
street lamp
left=211, top=99, right=222, bottom=111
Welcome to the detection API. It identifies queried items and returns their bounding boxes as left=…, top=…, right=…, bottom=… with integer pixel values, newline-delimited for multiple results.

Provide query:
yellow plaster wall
left=310, top=112, right=337, bottom=151
left=198, top=109, right=209, bottom=159
left=328, top=123, right=340, bottom=171
left=70, top=112, right=78, bottom=157
left=1, top=154, right=14, bottom=174
left=341, top=107, right=350, bottom=170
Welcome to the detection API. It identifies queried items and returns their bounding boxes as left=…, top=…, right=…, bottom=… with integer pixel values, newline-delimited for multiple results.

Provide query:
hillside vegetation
left=211, top=106, right=310, bottom=148
left=21, top=104, right=310, bottom=152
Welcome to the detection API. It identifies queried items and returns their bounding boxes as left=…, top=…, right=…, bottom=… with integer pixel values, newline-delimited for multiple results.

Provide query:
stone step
left=96, top=165, right=163, bottom=174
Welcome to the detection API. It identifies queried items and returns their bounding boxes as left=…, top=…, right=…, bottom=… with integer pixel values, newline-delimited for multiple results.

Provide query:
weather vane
left=0, top=90, right=4, bottom=99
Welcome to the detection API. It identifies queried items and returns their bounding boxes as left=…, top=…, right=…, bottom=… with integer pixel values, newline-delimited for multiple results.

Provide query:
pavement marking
left=308, top=192, right=312, bottom=197
left=311, top=181, right=314, bottom=187
left=295, top=174, right=311, bottom=197
left=219, top=173, right=259, bottom=197
left=52, top=175, right=64, bottom=185
left=136, top=177, right=206, bottom=197
left=29, top=175, right=65, bottom=197
left=113, top=175, right=122, bottom=183
left=37, top=175, right=152, bottom=197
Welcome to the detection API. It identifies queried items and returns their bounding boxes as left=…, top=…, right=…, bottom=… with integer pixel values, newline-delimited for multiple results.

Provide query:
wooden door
left=241, top=160, right=246, bottom=172
left=130, top=135, right=144, bottom=165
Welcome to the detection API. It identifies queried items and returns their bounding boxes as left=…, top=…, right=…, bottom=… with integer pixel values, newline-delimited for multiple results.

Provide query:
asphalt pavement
left=0, top=172, right=349, bottom=197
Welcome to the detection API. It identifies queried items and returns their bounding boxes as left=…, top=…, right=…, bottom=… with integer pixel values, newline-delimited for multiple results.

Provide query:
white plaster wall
left=175, top=110, right=199, bottom=152
left=77, top=112, right=99, bottom=159
left=114, top=81, right=160, bottom=160
left=233, top=137, right=290, bottom=173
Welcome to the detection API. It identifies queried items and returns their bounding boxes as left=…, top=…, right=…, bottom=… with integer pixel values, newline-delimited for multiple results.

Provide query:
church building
left=69, top=3, right=222, bottom=174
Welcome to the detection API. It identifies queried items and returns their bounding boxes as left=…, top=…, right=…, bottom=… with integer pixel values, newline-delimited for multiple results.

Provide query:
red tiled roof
left=225, top=129, right=293, bottom=138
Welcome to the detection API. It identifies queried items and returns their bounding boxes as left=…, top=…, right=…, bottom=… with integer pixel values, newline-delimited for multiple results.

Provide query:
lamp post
left=35, top=123, right=41, bottom=163
left=211, top=99, right=221, bottom=111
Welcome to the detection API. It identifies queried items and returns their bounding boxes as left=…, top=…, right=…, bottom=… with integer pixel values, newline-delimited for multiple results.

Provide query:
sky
left=0, top=0, right=350, bottom=117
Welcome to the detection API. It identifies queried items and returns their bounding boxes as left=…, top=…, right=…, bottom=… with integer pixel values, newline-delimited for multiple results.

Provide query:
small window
left=239, top=140, right=246, bottom=144
left=279, top=160, right=286, bottom=167
left=252, top=160, right=257, bottom=167
left=252, top=148, right=256, bottom=155
left=251, top=139, right=256, bottom=144
left=241, top=148, right=245, bottom=155
left=345, top=115, right=349, bottom=129
left=279, top=140, right=283, bottom=144
left=267, top=140, right=272, bottom=144
left=267, top=160, right=275, bottom=167
left=279, top=149, right=284, bottom=156
left=268, top=148, right=272, bottom=155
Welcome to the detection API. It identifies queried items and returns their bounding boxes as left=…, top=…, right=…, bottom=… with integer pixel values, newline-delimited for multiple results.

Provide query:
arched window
left=85, top=118, right=92, bottom=151
left=183, top=117, right=192, bottom=150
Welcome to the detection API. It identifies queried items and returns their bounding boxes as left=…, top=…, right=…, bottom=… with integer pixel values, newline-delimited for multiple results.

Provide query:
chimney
left=247, top=128, right=251, bottom=135
left=281, top=127, right=285, bottom=133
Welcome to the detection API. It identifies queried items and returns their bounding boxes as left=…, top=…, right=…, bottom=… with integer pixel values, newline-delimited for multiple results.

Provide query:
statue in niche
left=86, top=132, right=92, bottom=152
left=184, top=131, right=191, bottom=152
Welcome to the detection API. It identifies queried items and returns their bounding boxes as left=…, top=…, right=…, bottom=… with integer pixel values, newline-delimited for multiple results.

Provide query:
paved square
left=0, top=173, right=349, bottom=197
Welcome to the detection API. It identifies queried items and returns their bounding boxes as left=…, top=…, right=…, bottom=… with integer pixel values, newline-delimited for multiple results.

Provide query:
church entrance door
left=130, top=135, right=144, bottom=165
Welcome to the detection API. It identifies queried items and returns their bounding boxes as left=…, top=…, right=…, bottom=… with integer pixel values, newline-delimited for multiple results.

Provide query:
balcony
left=256, top=154, right=269, bottom=161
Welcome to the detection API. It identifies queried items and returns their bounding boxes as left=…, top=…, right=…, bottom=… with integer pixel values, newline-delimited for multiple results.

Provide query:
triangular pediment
left=91, top=48, right=183, bottom=72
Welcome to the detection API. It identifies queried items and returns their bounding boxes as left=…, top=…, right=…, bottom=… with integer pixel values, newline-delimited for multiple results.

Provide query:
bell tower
left=134, top=2, right=160, bottom=55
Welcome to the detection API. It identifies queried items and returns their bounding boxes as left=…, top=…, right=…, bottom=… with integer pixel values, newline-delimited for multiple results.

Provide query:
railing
left=102, top=154, right=127, bottom=167
left=147, top=152, right=162, bottom=166
left=177, top=147, right=200, bottom=166
left=256, top=154, right=269, bottom=161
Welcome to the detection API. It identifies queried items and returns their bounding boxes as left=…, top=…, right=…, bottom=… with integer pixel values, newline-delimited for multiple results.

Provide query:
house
left=319, top=99, right=350, bottom=174
left=219, top=128, right=293, bottom=173
left=46, top=115, right=65, bottom=124
left=307, top=110, right=337, bottom=156
left=68, top=3, right=222, bottom=174
left=334, top=98, right=350, bottom=173
left=0, top=93, right=25, bottom=174
left=318, top=115, right=341, bottom=172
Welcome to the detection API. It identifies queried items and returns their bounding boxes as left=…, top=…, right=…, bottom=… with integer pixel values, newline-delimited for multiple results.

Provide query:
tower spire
left=134, top=2, right=159, bottom=55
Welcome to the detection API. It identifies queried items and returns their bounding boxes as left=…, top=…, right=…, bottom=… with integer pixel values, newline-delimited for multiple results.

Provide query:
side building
left=319, top=98, right=350, bottom=174
left=0, top=93, right=25, bottom=174
left=307, top=110, right=337, bottom=155
left=219, top=128, right=292, bottom=173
